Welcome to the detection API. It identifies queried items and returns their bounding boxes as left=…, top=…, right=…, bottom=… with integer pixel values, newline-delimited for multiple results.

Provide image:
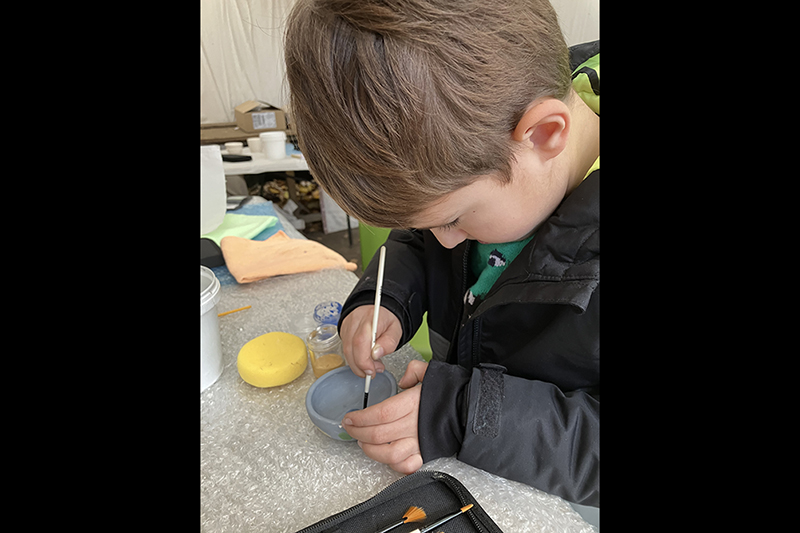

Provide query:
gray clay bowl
left=305, top=366, right=397, bottom=441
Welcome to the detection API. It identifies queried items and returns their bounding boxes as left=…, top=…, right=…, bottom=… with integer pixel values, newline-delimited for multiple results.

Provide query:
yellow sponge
left=237, top=332, right=308, bottom=387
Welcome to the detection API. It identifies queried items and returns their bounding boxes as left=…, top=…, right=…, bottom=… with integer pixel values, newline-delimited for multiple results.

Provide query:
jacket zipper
left=471, top=317, right=481, bottom=369
left=295, top=472, right=423, bottom=533
left=294, top=491, right=380, bottom=533
left=432, top=471, right=491, bottom=533
left=446, top=240, right=471, bottom=364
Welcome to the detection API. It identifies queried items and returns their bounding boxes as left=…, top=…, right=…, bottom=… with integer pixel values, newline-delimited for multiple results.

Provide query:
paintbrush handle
left=364, top=246, right=386, bottom=409
left=418, top=511, right=459, bottom=533
left=414, top=504, right=473, bottom=533
left=374, top=519, right=404, bottom=533
left=370, top=246, right=387, bottom=348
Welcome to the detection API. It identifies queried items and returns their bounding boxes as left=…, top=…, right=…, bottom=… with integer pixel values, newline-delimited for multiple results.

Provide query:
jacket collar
left=476, top=170, right=600, bottom=314
left=528, top=169, right=599, bottom=280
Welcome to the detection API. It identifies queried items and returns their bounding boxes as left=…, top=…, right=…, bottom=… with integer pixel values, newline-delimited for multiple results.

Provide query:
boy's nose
left=431, top=228, right=468, bottom=249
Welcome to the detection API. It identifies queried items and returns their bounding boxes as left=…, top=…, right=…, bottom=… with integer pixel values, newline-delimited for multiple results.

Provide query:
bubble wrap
left=201, top=267, right=596, bottom=532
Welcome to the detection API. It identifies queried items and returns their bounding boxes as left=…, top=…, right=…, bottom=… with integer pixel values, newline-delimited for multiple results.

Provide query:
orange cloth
left=220, top=230, right=358, bottom=284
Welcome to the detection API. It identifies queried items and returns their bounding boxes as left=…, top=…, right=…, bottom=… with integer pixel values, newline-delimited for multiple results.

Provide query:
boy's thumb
left=371, top=344, right=385, bottom=360
left=398, top=360, right=428, bottom=389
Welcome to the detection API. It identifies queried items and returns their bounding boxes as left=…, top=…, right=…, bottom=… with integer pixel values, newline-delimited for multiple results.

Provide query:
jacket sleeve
left=418, top=361, right=600, bottom=507
left=339, top=229, right=428, bottom=347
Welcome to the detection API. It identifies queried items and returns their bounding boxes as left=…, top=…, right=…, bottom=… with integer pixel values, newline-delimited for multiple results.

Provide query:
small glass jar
left=306, top=324, right=345, bottom=378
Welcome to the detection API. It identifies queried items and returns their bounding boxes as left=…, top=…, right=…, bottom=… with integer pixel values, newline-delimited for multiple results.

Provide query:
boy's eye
left=440, top=218, right=460, bottom=231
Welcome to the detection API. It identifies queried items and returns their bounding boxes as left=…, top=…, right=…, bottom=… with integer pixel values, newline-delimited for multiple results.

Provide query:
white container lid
left=200, top=266, right=221, bottom=316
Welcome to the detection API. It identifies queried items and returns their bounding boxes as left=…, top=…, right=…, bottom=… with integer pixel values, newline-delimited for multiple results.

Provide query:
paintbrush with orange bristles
left=375, top=506, right=426, bottom=533
left=408, top=504, right=473, bottom=533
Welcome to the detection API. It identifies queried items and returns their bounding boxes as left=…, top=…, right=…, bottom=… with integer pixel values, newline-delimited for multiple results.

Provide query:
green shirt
left=467, top=235, right=534, bottom=303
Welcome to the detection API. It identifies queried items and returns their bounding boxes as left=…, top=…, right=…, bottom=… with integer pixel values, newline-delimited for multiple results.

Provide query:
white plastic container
left=200, top=144, right=226, bottom=235
left=247, top=137, right=262, bottom=153
left=201, top=265, right=223, bottom=393
left=260, top=131, right=287, bottom=160
left=224, top=141, right=243, bottom=154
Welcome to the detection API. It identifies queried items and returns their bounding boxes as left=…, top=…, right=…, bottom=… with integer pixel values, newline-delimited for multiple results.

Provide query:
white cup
left=224, top=141, right=243, bottom=154
left=247, top=137, right=262, bottom=153
left=260, top=131, right=287, bottom=160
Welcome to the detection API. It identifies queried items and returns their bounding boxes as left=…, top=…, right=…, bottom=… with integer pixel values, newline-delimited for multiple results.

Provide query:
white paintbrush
left=364, top=245, right=386, bottom=409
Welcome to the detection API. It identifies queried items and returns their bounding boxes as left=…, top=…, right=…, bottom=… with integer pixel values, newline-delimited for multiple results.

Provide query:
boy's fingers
left=358, top=438, right=421, bottom=469
left=398, top=360, right=428, bottom=389
left=343, top=386, right=420, bottom=432
left=389, top=452, right=424, bottom=475
left=342, top=308, right=379, bottom=377
left=372, top=318, right=403, bottom=360
left=351, top=319, right=376, bottom=376
left=340, top=305, right=402, bottom=378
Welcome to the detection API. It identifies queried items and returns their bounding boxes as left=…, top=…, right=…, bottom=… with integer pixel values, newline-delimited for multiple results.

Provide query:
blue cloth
left=211, top=201, right=287, bottom=286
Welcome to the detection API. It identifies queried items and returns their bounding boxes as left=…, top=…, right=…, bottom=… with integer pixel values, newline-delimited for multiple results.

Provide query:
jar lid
left=313, top=301, right=342, bottom=326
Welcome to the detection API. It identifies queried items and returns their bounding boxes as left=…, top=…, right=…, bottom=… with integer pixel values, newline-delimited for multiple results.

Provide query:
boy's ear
left=512, top=97, right=570, bottom=160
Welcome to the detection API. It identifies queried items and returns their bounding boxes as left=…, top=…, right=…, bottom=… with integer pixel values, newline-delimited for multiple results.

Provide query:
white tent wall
left=200, top=0, right=599, bottom=125
left=201, top=0, right=296, bottom=124
left=551, top=0, right=600, bottom=49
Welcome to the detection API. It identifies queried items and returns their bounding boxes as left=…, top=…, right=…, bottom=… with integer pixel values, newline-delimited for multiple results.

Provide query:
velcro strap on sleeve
left=472, top=364, right=506, bottom=438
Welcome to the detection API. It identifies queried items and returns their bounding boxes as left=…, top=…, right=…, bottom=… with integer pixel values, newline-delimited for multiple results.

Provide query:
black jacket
left=340, top=41, right=600, bottom=507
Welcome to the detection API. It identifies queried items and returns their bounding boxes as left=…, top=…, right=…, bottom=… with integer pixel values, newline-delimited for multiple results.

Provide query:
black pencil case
left=296, top=470, right=503, bottom=533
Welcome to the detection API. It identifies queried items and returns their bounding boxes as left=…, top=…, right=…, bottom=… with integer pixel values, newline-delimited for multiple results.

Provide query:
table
left=221, top=147, right=309, bottom=176
left=221, top=146, right=324, bottom=229
left=200, top=122, right=297, bottom=146
left=221, top=146, right=354, bottom=240
left=200, top=210, right=596, bottom=532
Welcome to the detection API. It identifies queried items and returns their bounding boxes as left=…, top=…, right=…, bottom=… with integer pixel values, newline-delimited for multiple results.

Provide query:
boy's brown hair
left=284, top=0, right=571, bottom=228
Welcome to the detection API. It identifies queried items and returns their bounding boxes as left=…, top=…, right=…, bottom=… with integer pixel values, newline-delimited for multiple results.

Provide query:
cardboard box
left=234, top=101, right=287, bottom=133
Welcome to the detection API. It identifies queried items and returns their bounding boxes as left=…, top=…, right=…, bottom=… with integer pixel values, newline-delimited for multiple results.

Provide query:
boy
left=285, top=0, right=599, bottom=507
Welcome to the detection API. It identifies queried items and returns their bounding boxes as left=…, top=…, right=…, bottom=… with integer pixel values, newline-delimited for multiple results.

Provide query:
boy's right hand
left=339, top=305, right=402, bottom=378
